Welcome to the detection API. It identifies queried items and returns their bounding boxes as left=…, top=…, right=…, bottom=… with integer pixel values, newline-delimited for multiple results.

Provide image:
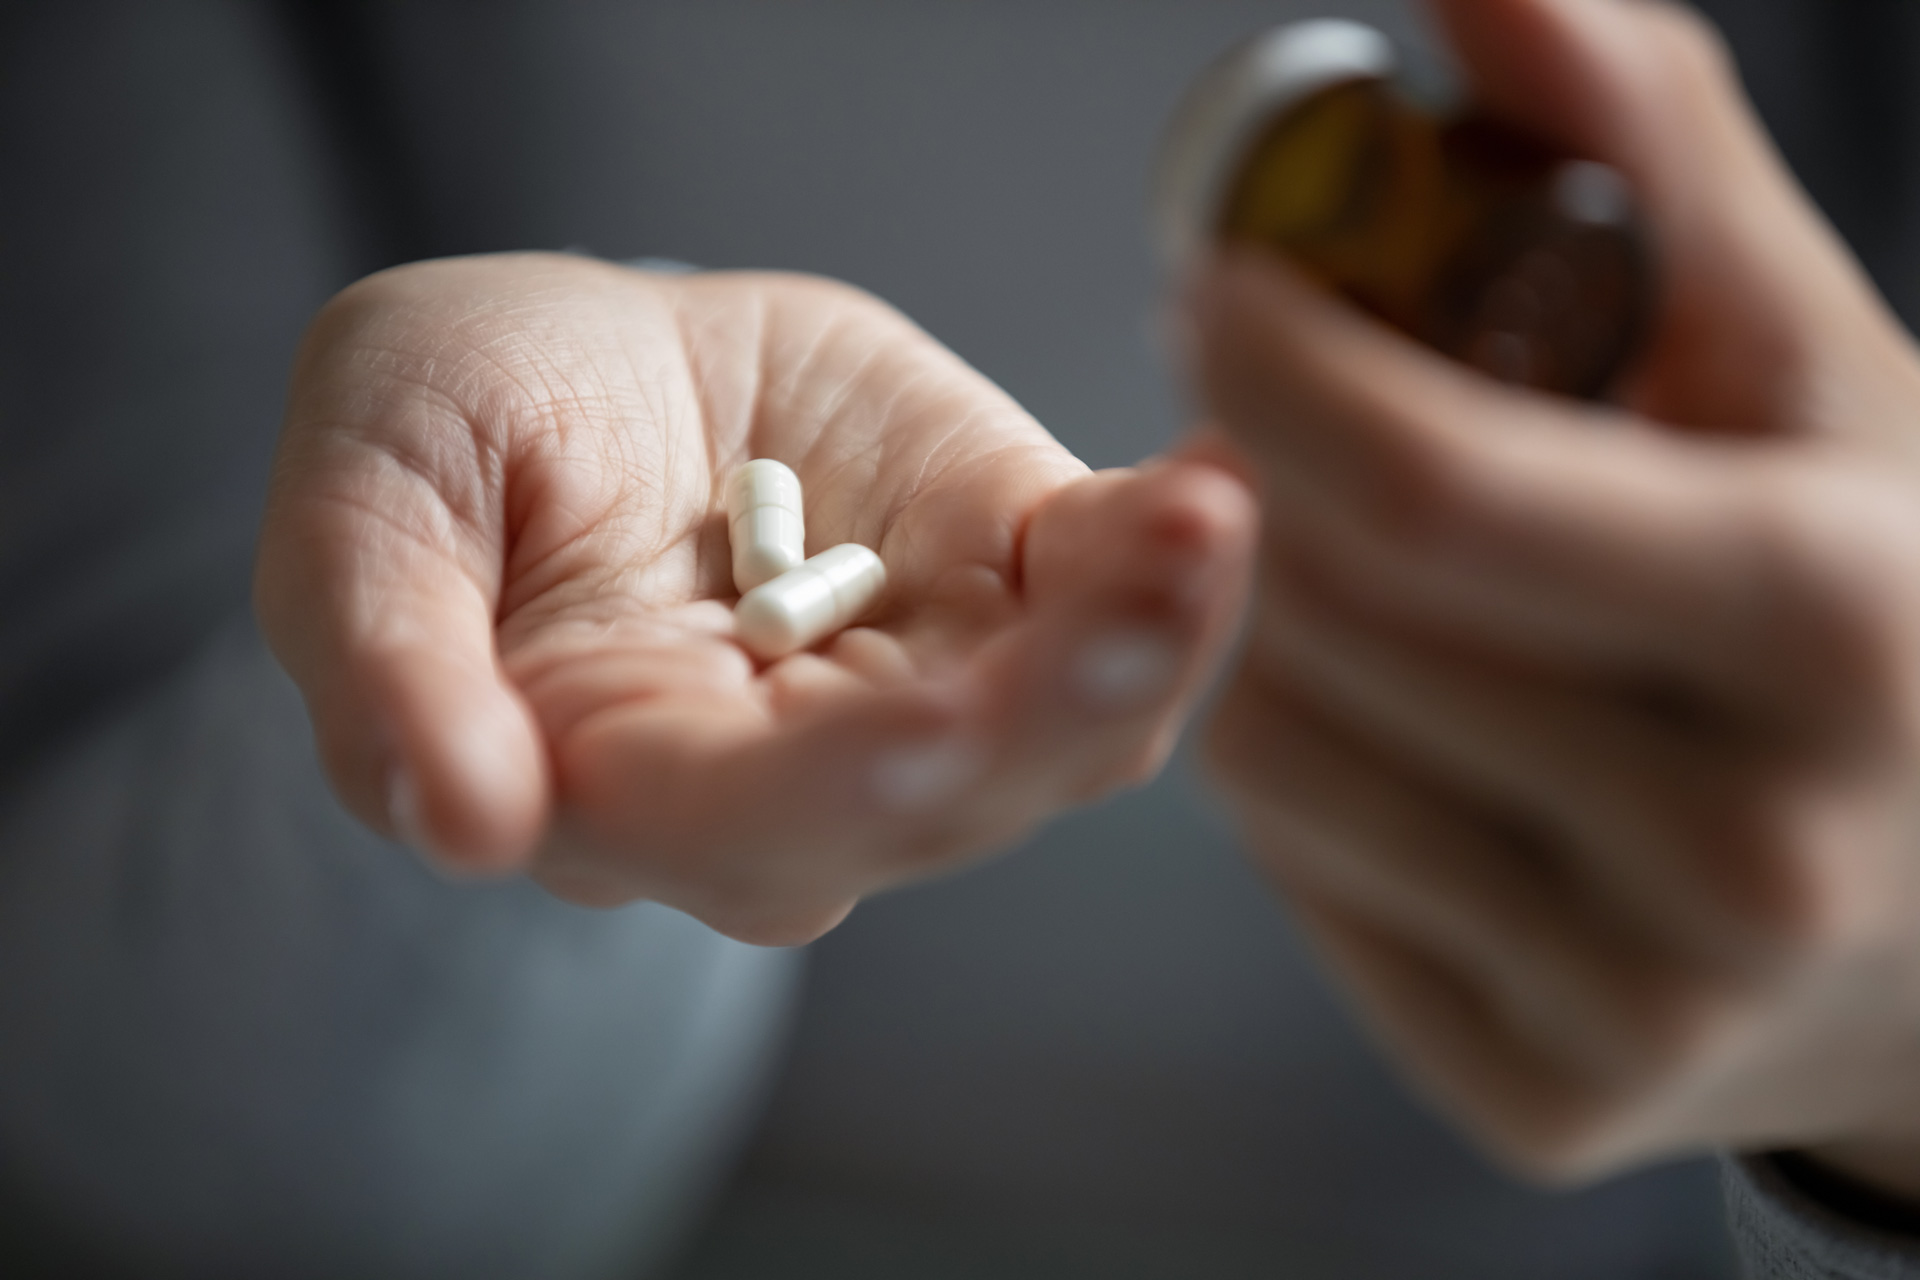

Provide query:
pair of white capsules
left=727, top=459, right=888, bottom=660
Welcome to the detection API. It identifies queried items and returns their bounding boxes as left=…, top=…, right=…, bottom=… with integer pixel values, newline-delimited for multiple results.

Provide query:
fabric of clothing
left=1728, top=1156, right=1920, bottom=1280
left=0, top=6, right=795, bottom=1277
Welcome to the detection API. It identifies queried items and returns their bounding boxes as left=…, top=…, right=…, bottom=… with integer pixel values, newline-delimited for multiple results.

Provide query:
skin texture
left=257, top=257, right=1255, bottom=946
left=1190, top=0, right=1920, bottom=1193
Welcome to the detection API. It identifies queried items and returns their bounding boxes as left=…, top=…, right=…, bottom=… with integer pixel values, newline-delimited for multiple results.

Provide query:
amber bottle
left=1157, top=20, right=1653, bottom=400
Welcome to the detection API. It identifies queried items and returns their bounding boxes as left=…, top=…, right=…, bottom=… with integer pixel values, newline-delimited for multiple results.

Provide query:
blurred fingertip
left=458, top=694, right=551, bottom=869
left=392, top=688, right=549, bottom=877
left=1128, top=460, right=1261, bottom=584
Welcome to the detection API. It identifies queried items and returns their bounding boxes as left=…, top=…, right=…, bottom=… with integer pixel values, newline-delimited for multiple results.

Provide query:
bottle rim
left=1153, top=20, right=1397, bottom=275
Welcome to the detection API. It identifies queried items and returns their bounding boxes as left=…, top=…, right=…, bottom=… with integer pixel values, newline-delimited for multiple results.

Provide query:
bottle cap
left=1154, top=20, right=1396, bottom=274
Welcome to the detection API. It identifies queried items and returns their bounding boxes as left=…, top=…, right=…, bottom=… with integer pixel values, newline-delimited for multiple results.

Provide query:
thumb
left=1427, top=0, right=1889, bottom=426
left=255, top=449, right=548, bottom=876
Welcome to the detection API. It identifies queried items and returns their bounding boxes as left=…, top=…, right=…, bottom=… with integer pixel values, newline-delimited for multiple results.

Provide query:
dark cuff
left=1724, top=1151, right=1920, bottom=1279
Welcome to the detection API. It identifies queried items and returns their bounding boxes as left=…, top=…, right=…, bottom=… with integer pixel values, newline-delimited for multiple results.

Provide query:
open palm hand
left=257, top=254, right=1253, bottom=943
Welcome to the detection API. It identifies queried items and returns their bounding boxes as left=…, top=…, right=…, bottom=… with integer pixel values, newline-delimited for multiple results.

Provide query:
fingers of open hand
left=538, top=676, right=978, bottom=946
left=531, top=459, right=1257, bottom=942
left=358, top=631, right=549, bottom=875
left=255, top=340, right=548, bottom=875
left=966, top=459, right=1258, bottom=809
left=257, top=255, right=665, bottom=873
left=256, top=524, right=549, bottom=875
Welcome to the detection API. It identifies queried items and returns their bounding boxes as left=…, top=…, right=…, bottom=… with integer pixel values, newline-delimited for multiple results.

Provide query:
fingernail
left=387, top=766, right=436, bottom=856
left=869, top=738, right=983, bottom=815
left=1071, top=630, right=1183, bottom=713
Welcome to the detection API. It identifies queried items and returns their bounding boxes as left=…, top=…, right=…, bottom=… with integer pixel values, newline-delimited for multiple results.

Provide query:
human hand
left=257, top=255, right=1253, bottom=944
left=1188, top=0, right=1920, bottom=1187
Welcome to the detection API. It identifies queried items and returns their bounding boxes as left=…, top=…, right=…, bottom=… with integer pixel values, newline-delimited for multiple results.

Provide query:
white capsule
left=734, top=543, right=888, bottom=660
left=726, top=459, right=806, bottom=593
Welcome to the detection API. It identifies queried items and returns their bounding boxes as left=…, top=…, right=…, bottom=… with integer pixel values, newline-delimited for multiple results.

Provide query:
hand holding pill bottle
left=1186, top=0, right=1920, bottom=1197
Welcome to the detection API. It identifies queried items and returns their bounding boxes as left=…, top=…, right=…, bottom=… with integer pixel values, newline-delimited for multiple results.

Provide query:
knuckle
left=1758, top=793, right=1880, bottom=958
left=1750, top=478, right=1914, bottom=720
left=1681, top=783, right=1864, bottom=959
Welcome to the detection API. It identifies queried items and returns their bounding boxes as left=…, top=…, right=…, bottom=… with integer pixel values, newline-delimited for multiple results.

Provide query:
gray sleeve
left=0, top=612, right=800, bottom=1280
left=1725, top=1154, right=1920, bottom=1279
left=0, top=8, right=797, bottom=1275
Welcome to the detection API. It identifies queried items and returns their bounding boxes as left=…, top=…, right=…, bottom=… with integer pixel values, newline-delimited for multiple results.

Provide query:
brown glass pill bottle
left=1156, top=20, right=1654, bottom=399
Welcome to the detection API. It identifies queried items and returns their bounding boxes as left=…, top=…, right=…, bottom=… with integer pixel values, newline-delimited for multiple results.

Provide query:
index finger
left=1188, top=251, right=1808, bottom=706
